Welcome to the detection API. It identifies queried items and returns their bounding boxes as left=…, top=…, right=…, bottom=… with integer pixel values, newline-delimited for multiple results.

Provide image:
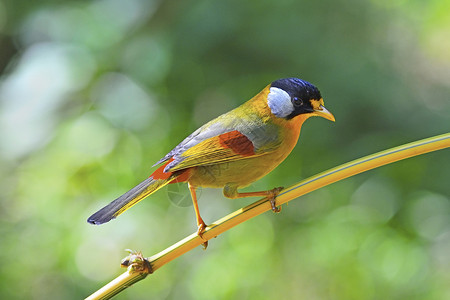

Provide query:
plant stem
left=86, top=133, right=449, bottom=300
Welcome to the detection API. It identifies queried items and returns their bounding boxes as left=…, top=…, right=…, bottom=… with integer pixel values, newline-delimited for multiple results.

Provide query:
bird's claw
left=269, top=187, right=283, bottom=213
left=197, top=222, right=209, bottom=250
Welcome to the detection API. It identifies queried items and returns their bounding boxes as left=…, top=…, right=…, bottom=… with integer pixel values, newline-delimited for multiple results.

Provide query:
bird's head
left=267, top=78, right=335, bottom=122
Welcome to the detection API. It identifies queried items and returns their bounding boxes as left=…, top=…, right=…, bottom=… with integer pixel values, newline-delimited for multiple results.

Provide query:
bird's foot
left=269, top=187, right=283, bottom=213
left=197, top=221, right=209, bottom=250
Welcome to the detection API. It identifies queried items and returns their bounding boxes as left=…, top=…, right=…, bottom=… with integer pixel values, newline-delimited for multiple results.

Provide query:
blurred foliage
left=0, top=0, right=449, bottom=299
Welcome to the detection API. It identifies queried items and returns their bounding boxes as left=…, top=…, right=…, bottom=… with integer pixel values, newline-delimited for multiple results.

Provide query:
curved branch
left=86, top=133, right=449, bottom=300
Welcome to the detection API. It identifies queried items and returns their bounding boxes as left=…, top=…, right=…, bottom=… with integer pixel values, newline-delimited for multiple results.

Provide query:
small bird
left=88, top=78, right=334, bottom=245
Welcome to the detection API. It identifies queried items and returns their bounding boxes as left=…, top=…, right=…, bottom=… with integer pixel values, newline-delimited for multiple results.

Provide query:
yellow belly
left=187, top=146, right=290, bottom=188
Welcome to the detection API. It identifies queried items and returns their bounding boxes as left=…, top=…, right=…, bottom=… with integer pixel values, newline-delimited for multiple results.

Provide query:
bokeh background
left=1, top=0, right=449, bottom=299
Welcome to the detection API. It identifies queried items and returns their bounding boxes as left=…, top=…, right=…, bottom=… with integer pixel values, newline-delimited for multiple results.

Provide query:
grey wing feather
left=152, top=124, right=226, bottom=165
left=153, top=110, right=282, bottom=171
left=153, top=116, right=233, bottom=167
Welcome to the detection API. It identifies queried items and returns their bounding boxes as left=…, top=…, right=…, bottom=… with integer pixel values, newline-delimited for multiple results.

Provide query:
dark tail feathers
left=87, top=176, right=168, bottom=225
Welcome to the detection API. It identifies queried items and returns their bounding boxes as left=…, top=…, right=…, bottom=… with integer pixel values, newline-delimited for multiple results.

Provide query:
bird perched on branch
left=88, top=78, right=335, bottom=247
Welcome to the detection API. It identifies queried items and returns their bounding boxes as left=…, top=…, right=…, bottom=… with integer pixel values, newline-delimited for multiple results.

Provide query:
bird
left=87, top=77, right=335, bottom=247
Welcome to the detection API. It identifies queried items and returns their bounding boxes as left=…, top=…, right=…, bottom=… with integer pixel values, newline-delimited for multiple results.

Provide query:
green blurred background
left=0, top=0, right=449, bottom=299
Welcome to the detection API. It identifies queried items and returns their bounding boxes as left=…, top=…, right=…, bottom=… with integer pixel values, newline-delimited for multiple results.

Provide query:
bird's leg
left=188, top=183, right=208, bottom=249
left=223, top=185, right=284, bottom=213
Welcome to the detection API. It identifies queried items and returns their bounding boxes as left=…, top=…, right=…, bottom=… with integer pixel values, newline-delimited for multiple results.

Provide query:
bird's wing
left=165, top=130, right=267, bottom=172
left=155, top=112, right=282, bottom=173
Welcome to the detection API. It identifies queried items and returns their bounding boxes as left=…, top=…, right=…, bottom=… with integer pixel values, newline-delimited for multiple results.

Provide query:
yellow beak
left=313, top=105, right=335, bottom=122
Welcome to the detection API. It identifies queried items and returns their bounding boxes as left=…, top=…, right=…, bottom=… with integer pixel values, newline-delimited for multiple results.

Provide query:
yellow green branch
left=86, top=133, right=449, bottom=300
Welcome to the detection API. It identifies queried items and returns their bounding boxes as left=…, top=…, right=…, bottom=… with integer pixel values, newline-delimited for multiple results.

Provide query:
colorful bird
left=88, top=78, right=335, bottom=247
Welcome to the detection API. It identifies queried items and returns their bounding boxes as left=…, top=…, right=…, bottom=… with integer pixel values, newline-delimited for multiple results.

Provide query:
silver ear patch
left=267, top=87, right=294, bottom=118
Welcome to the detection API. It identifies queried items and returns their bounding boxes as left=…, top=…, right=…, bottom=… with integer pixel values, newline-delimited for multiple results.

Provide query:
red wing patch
left=150, top=158, right=175, bottom=181
left=150, top=157, right=191, bottom=183
left=218, top=130, right=255, bottom=157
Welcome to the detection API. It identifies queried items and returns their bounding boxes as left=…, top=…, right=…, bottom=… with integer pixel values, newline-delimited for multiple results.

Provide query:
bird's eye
left=292, top=97, right=303, bottom=106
